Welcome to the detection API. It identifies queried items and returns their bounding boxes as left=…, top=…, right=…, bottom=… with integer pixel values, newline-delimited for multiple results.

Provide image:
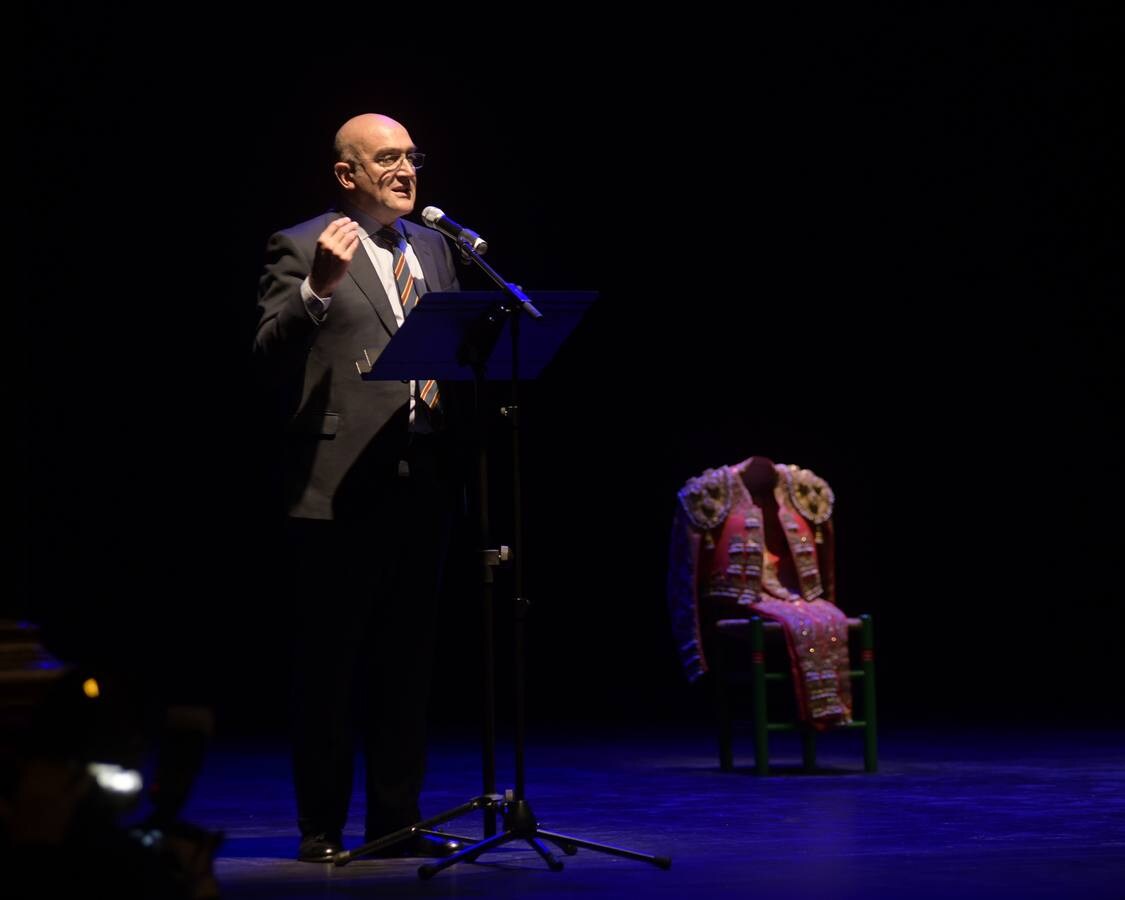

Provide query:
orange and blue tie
left=378, top=227, right=440, bottom=415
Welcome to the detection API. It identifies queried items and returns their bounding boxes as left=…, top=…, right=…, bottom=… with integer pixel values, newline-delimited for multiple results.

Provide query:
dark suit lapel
left=403, top=220, right=443, bottom=294
left=346, top=239, right=399, bottom=335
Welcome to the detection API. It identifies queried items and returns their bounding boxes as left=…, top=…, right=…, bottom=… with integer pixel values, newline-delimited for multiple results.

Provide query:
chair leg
left=860, top=613, right=878, bottom=773
left=713, top=636, right=734, bottom=772
left=801, top=729, right=817, bottom=771
left=751, top=618, right=769, bottom=775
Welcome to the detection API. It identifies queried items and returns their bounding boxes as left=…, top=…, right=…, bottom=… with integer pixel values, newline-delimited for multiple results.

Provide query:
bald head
left=334, top=114, right=408, bottom=165
left=332, top=113, right=419, bottom=225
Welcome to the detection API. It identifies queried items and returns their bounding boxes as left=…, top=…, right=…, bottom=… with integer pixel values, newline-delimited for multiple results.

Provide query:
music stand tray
left=356, top=291, right=597, bottom=382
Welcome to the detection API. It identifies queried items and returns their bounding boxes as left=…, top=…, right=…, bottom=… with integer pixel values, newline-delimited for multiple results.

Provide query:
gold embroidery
left=782, top=464, right=834, bottom=544
left=678, top=467, right=733, bottom=546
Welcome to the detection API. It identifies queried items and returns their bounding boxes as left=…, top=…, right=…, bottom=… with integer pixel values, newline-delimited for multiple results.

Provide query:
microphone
left=421, top=206, right=488, bottom=255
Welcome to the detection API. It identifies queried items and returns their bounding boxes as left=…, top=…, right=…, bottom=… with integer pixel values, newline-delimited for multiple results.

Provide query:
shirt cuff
left=300, top=278, right=332, bottom=322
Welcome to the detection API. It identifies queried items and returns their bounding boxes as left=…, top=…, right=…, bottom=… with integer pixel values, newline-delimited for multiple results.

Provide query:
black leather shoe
left=297, top=831, right=343, bottom=863
left=365, top=833, right=462, bottom=859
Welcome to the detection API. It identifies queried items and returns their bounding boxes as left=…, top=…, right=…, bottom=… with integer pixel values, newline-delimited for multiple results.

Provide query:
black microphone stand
left=334, top=236, right=671, bottom=880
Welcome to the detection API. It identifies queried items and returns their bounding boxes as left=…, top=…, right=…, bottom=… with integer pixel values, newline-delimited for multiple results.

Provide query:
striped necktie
left=378, top=226, right=421, bottom=316
left=376, top=227, right=440, bottom=419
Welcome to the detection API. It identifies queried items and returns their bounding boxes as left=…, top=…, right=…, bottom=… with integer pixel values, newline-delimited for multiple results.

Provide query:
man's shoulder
left=275, top=211, right=339, bottom=243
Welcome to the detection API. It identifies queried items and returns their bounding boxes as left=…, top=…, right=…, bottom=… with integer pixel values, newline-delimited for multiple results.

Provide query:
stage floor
left=161, top=722, right=1125, bottom=899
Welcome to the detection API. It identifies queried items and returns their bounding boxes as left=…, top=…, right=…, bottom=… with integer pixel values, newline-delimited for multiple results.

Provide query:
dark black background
left=18, top=9, right=1122, bottom=736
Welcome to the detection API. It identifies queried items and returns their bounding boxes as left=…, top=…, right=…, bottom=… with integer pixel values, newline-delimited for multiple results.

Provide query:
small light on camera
left=87, top=761, right=143, bottom=796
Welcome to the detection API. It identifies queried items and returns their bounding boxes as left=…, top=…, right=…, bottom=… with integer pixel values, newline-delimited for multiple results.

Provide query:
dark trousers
left=285, top=457, right=452, bottom=840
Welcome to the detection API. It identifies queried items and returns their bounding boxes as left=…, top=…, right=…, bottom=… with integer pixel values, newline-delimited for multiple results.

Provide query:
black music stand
left=337, top=289, right=672, bottom=879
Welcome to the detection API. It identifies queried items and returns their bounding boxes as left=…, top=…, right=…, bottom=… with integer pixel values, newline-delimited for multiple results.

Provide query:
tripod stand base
left=333, top=795, right=492, bottom=866
left=336, top=793, right=672, bottom=879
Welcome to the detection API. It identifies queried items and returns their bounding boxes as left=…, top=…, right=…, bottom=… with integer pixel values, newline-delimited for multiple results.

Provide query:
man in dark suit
left=254, top=113, right=462, bottom=863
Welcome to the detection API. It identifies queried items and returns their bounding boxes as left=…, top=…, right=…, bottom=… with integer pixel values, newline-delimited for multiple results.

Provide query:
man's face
left=349, top=120, right=418, bottom=223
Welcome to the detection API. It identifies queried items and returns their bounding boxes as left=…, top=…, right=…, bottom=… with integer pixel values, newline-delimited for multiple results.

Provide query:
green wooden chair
left=709, top=614, right=877, bottom=774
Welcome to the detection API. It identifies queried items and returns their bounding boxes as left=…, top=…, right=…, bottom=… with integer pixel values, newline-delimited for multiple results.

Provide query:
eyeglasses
left=370, top=150, right=425, bottom=171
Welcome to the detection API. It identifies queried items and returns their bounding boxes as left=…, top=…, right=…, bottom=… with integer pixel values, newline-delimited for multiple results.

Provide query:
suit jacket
left=254, top=211, right=461, bottom=520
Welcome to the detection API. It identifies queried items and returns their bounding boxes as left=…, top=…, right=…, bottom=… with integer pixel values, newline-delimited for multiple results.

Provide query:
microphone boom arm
left=458, top=240, right=542, bottom=320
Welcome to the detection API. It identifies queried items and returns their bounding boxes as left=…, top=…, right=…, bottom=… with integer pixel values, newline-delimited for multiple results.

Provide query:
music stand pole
left=508, top=303, right=528, bottom=804
left=473, top=356, right=498, bottom=838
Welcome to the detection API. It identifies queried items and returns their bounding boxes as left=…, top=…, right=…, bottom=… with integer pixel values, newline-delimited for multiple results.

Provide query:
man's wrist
left=300, top=278, right=332, bottom=321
